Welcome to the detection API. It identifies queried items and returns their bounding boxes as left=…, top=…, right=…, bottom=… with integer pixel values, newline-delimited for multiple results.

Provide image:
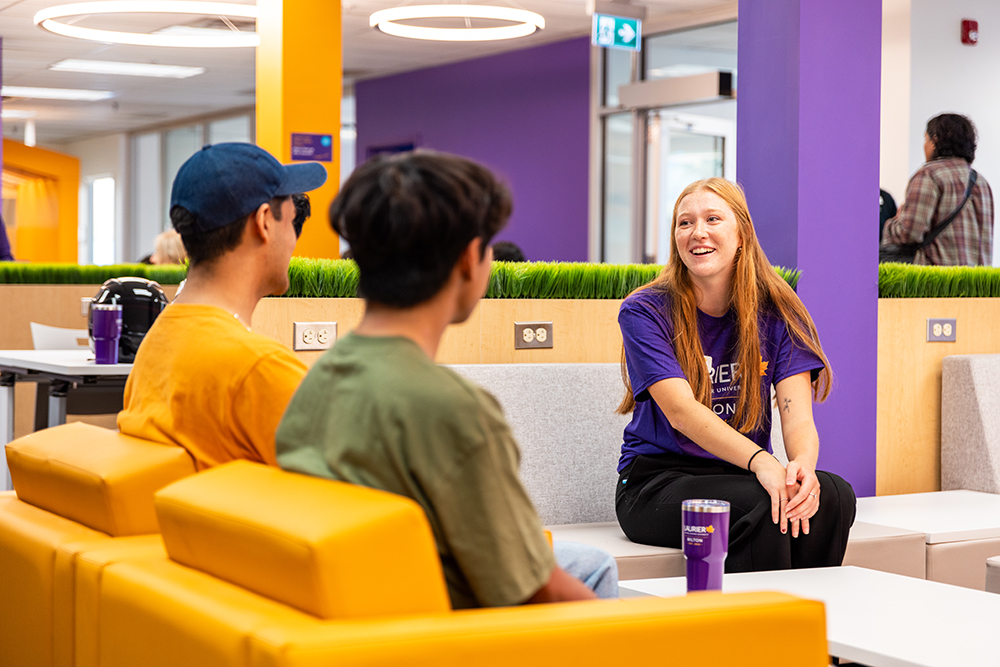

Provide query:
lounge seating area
left=0, top=423, right=829, bottom=667
left=451, top=362, right=929, bottom=582
left=6, top=357, right=1000, bottom=665
left=5, top=354, right=1000, bottom=666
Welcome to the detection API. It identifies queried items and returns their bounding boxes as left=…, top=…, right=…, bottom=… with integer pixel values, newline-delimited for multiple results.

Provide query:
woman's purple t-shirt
left=617, top=288, right=825, bottom=472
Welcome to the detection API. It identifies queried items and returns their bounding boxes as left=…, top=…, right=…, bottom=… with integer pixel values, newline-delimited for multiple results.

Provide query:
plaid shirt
left=882, top=158, right=993, bottom=265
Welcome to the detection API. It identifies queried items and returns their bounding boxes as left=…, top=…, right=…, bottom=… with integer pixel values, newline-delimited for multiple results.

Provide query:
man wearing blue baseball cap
left=118, top=143, right=327, bottom=470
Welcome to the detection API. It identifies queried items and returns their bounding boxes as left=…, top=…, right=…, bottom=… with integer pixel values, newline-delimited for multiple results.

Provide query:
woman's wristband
left=747, top=448, right=768, bottom=471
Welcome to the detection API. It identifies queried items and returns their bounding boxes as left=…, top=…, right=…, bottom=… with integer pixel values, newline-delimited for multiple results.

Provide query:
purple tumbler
left=682, top=499, right=730, bottom=592
left=91, top=303, right=123, bottom=365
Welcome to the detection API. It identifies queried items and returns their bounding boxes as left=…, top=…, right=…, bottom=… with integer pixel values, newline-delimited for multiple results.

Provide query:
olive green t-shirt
left=275, top=333, right=555, bottom=609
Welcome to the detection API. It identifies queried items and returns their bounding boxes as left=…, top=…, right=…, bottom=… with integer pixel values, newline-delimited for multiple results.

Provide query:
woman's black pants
left=616, top=452, right=857, bottom=572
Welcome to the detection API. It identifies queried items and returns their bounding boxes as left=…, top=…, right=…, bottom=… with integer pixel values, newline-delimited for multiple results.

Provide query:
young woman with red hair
left=615, top=178, right=856, bottom=571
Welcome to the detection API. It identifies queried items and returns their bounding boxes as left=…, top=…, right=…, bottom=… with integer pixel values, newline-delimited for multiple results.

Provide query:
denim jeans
left=553, top=540, right=619, bottom=599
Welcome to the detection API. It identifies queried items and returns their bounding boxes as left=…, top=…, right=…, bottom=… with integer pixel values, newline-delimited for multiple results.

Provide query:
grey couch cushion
left=942, top=354, right=1000, bottom=493
left=450, top=363, right=786, bottom=526
left=987, top=556, right=1000, bottom=594
left=450, top=363, right=629, bottom=525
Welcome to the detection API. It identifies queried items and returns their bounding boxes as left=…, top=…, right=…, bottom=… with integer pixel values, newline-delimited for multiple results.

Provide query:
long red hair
left=617, top=178, right=831, bottom=433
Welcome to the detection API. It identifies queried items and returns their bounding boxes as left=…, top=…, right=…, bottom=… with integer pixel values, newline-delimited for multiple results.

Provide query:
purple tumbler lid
left=682, top=499, right=730, bottom=513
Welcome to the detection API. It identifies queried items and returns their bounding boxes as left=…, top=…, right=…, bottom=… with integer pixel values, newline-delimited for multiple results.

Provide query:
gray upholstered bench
left=987, top=556, right=1000, bottom=594
left=450, top=363, right=926, bottom=580
left=942, top=354, right=1000, bottom=494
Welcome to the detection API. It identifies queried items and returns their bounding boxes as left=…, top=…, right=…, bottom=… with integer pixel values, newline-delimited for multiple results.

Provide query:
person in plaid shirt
left=882, top=113, right=993, bottom=265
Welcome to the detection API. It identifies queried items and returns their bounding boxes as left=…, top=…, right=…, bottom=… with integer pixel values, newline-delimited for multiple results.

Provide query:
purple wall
left=355, top=38, right=591, bottom=262
left=738, top=1, right=881, bottom=496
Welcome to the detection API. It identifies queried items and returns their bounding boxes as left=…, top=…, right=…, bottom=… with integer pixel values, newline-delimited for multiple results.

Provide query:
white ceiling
left=0, top=0, right=735, bottom=146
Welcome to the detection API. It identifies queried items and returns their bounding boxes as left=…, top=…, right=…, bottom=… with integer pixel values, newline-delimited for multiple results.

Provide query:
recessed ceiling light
left=1, top=110, right=38, bottom=119
left=35, top=1, right=260, bottom=48
left=1, top=86, right=115, bottom=101
left=50, top=59, right=206, bottom=79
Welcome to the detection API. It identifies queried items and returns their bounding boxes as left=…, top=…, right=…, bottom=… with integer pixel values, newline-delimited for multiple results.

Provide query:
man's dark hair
left=329, top=151, right=512, bottom=308
left=927, top=113, right=977, bottom=163
left=492, top=240, right=526, bottom=262
left=292, top=193, right=311, bottom=238
left=172, top=195, right=288, bottom=266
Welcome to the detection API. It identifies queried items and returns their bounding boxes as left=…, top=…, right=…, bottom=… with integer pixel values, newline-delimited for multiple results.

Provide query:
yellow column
left=257, top=0, right=342, bottom=259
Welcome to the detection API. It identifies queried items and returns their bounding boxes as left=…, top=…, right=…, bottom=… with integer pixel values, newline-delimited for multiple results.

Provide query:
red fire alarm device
left=962, top=19, right=979, bottom=45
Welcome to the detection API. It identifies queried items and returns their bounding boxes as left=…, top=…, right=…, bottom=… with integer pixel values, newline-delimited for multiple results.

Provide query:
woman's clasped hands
left=751, top=454, right=821, bottom=538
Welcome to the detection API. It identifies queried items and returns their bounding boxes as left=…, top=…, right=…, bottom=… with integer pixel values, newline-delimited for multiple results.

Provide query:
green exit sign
left=592, top=13, right=641, bottom=51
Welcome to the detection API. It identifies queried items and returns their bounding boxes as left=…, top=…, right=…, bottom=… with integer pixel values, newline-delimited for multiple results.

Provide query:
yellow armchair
left=0, top=422, right=195, bottom=667
left=93, top=461, right=829, bottom=667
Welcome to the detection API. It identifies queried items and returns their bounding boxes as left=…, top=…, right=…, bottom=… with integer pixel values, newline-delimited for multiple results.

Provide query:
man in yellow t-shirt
left=117, top=143, right=327, bottom=469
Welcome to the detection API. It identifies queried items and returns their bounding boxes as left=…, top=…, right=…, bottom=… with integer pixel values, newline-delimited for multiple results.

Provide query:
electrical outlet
left=927, top=318, right=957, bottom=342
left=293, top=321, right=337, bottom=351
left=514, top=321, right=553, bottom=349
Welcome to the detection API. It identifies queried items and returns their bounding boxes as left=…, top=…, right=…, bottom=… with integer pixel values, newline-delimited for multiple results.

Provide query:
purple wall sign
left=738, top=1, right=881, bottom=496
left=291, top=133, right=333, bottom=162
left=356, top=38, right=591, bottom=262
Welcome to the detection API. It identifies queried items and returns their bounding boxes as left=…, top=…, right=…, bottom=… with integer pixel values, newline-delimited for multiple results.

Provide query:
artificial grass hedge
left=0, top=259, right=800, bottom=300
left=877, top=262, right=1000, bottom=298
left=3, top=260, right=996, bottom=299
left=0, top=262, right=187, bottom=286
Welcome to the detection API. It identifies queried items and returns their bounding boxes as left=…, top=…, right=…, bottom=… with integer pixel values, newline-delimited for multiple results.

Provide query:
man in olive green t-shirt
left=276, top=151, right=617, bottom=608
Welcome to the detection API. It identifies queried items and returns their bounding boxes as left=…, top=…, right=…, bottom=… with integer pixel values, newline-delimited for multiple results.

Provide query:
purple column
left=738, top=1, right=881, bottom=496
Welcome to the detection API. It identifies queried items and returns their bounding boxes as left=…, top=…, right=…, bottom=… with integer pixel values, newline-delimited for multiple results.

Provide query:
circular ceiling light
left=369, top=5, right=545, bottom=41
left=34, top=1, right=260, bottom=48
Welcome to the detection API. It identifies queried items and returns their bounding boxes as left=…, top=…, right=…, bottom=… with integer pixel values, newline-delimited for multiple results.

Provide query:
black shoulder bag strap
left=920, top=169, right=978, bottom=249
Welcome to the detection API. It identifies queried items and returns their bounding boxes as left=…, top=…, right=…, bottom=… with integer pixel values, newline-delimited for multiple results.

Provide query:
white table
left=0, top=350, right=132, bottom=491
left=621, top=566, right=1000, bottom=667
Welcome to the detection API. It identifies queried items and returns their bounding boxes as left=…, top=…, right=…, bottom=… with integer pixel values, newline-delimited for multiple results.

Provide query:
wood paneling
left=478, top=300, right=624, bottom=364
left=251, top=298, right=364, bottom=368
left=877, top=298, right=1000, bottom=495
left=251, top=298, right=625, bottom=367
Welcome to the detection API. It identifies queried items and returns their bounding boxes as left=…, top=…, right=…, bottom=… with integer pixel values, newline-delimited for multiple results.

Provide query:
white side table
left=0, top=350, right=132, bottom=491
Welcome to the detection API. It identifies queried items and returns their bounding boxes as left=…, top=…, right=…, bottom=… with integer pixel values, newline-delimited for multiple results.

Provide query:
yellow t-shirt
left=117, top=303, right=307, bottom=470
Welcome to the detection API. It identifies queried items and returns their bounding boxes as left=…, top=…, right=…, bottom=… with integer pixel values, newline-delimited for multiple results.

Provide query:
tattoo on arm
left=783, top=398, right=791, bottom=413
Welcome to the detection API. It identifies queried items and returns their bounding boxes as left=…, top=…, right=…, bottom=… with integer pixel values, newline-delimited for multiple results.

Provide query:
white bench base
left=549, top=520, right=926, bottom=581
left=856, top=490, right=1000, bottom=591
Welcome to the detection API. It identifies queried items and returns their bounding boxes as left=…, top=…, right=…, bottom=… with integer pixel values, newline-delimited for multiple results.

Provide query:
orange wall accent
left=257, top=0, right=342, bottom=259
left=2, top=139, right=80, bottom=263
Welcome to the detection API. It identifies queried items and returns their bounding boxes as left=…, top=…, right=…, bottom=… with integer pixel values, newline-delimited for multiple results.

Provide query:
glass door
left=645, top=111, right=733, bottom=263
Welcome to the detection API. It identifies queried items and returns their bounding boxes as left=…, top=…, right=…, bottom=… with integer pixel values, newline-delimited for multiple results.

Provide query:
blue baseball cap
left=170, top=142, right=328, bottom=233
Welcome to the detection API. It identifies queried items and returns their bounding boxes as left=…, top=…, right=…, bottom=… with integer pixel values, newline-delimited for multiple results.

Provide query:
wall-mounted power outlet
left=927, top=318, right=956, bottom=343
left=514, top=321, right=553, bottom=349
left=293, top=321, right=337, bottom=351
